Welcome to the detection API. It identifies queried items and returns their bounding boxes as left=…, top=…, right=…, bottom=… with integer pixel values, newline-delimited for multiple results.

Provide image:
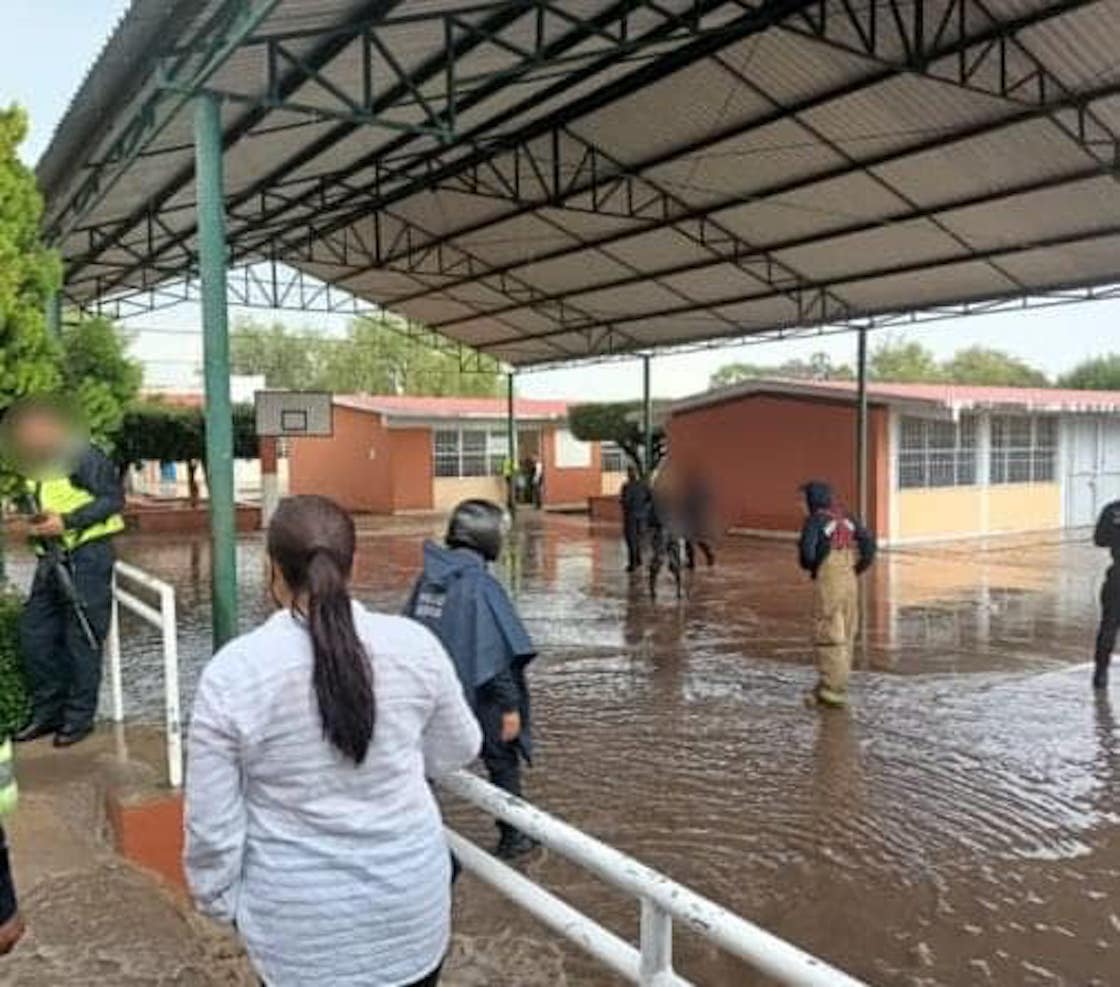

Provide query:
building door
left=1066, top=418, right=1099, bottom=527
left=1099, top=419, right=1120, bottom=508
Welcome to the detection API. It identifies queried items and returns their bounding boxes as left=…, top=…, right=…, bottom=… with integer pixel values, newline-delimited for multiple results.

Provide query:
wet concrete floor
left=5, top=515, right=1118, bottom=985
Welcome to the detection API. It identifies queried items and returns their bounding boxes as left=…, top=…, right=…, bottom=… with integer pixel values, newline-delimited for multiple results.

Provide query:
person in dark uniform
left=404, top=500, right=538, bottom=860
left=1092, top=499, right=1120, bottom=690
left=2, top=400, right=124, bottom=748
left=619, top=467, right=650, bottom=572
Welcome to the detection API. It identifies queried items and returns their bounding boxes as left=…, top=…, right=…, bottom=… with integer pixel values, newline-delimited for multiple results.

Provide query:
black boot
left=1093, top=660, right=1109, bottom=690
left=53, top=723, right=94, bottom=748
left=495, top=828, right=537, bottom=861
left=12, top=717, right=61, bottom=743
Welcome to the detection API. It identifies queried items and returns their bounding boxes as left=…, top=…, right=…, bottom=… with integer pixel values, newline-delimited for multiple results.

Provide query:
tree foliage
left=0, top=105, right=61, bottom=416
left=230, top=315, right=501, bottom=396
left=114, top=402, right=259, bottom=505
left=868, top=339, right=943, bottom=382
left=1059, top=354, right=1120, bottom=390
left=709, top=351, right=853, bottom=388
left=0, top=587, right=28, bottom=736
left=940, top=345, right=1048, bottom=387
left=568, top=401, right=668, bottom=476
left=60, top=315, right=143, bottom=445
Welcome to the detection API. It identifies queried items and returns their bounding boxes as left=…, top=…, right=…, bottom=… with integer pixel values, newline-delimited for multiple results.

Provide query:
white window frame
left=600, top=442, right=627, bottom=473
left=897, top=414, right=978, bottom=489
left=990, top=415, right=1058, bottom=485
left=432, top=426, right=509, bottom=478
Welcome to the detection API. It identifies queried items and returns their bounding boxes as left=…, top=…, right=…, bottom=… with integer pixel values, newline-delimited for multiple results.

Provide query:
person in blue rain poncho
left=405, top=500, right=538, bottom=860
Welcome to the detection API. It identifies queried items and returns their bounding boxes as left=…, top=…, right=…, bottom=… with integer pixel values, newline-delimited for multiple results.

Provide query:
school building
left=288, top=394, right=627, bottom=514
left=668, top=379, right=1120, bottom=545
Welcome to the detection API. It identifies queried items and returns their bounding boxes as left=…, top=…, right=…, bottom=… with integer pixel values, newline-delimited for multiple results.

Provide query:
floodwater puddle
left=5, top=516, right=1115, bottom=984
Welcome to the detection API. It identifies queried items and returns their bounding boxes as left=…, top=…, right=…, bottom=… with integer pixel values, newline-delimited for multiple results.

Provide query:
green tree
left=231, top=318, right=328, bottom=389
left=114, top=402, right=258, bottom=506
left=230, top=315, right=500, bottom=396
left=60, top=315, right=143, bottom=445
left=568, top=401, right=669, bottom=477
left=869, top=338, right=942, bottom=382
left=1059, top=354, right=1120, bottom=390
left=941, top=346, right=1048, bottom=386
left=0, top=106, right=62, bottom=434
left=709, top=351, right=853, bottom=388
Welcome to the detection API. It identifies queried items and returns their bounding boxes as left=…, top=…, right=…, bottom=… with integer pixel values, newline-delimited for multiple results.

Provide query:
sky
left=4, top=1, right=1120, bottom=402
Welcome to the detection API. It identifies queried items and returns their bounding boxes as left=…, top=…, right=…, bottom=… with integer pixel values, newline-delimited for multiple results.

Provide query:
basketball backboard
left=254, top=391, right=333, bottom=437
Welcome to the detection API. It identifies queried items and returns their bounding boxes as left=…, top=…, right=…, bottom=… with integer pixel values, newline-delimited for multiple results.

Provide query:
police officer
left=1092, top=498, right=1120, bottom=690
left=404, top=500, right=538, bottom=860
left=619, top=467, right=650, bottom=572
left=3, top=400, right=124, bottom=747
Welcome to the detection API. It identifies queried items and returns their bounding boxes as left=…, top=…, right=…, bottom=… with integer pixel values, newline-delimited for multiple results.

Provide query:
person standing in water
left=798, top=481, right=876, bottom=708
left=185, top=496, right=481, bottom=987
left=405, top=500, right=538, bottom=860
left=1092, top=498, right=1120, bottom=690
left=619, top=466, right=650, bottom=573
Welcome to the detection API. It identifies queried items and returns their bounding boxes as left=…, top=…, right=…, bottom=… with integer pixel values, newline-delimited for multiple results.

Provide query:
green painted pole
left=506, top=372, right=518, bottom=514
left=856, top=327, right=869, bottom=523
left=45, top=289, right=62, bottom=337
left=642, top=354, right=653, bottom=476
left=194, top=93, right=238, bottom=648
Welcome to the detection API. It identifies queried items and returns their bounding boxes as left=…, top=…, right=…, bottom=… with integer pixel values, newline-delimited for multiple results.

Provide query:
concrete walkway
left=1, top=725, right=568, bottom=986
left=4, top=728, right=255, bottom=986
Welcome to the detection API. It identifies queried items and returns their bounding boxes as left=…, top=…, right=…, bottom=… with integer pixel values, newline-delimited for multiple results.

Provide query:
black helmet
left=446, top=499, right=505, bottom=561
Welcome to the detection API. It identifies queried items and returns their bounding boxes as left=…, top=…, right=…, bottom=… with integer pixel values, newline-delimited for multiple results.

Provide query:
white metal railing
left=105, top=560, right=182, bottom=788
left=442, top=771, right=867, bottom=987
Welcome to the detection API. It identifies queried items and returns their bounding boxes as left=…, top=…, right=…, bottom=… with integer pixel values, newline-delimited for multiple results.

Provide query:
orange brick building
left=669, top=379, right=1120, bottom=544
left=289, top=394, right=625, bottom=514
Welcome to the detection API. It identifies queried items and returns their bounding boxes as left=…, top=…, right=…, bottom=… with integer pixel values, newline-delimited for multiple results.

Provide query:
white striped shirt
left=184, top=603, right=482, bottom=987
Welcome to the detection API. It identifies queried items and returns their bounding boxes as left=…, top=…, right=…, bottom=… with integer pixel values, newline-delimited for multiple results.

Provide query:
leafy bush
left=0, top=588, right=28, bottom=738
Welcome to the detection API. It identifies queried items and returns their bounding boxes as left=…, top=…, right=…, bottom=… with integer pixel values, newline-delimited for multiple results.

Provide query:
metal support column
left=855, top=328, right=869, bottom=522
left=506, top=372, right=518, bottom=515
left=45, top=289, right=62, bottom=337
left=642, top=355, right=653, bottom=477
left=194, top=92, right=238, bottom=648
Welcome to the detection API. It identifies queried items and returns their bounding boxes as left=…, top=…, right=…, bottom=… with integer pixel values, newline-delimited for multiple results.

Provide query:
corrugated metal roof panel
left=936, top=175, right=1120, bottom=250
left=40, top=0, right=1120, bottom=366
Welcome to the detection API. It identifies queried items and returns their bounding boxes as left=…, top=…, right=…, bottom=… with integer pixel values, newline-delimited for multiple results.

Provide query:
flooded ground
left=6, top=515, right=1117, bottom=985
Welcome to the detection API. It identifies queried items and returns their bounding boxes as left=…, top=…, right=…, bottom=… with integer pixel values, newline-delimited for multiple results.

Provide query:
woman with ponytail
left=185, top=496, right=481, bottom=987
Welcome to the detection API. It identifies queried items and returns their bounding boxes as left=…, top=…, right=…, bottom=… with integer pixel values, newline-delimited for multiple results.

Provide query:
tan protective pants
left=813, top=547, right=859, bottom=706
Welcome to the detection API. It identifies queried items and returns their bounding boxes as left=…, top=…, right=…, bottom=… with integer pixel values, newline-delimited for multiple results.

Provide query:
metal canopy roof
left=38, top=0, right=1120, bottom=367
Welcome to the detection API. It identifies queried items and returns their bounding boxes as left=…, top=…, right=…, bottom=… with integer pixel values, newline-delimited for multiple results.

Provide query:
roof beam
left=79, top=0, right=745, bottom=299
left=361, top=0, right=1098, bottom=313
left=381, top=66, right=1120, bottom=317
left=424, top=161, right=1116, bottom=330
left=474, top=221, right=1120, bottom=353
left=217, top=0, right=822, bottom=273
left=45, top=0, right=285, bottom=245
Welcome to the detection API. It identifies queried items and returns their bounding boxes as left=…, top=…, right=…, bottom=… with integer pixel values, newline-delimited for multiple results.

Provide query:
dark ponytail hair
left=267, top=495, right=374, bottom=764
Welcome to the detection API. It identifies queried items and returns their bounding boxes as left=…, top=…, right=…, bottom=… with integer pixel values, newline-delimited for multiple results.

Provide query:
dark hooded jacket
left=798, top=481, right=876, bottom=579
left=1094, top=499, right=1120, bottom=564
left=404, top=541, right=536, bottom=761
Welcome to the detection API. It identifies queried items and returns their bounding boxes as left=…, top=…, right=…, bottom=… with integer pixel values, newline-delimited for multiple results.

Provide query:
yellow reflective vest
left=28, top=470, right=125, bottom=553
left=0, top=740, right=16, bottom=817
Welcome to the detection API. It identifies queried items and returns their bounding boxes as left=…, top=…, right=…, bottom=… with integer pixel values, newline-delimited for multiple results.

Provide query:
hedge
left=0, top=588, right=27, bottom=738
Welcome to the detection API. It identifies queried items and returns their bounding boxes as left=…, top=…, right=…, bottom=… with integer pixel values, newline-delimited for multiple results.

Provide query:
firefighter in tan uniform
left=798, top=482, right=876, bottom=707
